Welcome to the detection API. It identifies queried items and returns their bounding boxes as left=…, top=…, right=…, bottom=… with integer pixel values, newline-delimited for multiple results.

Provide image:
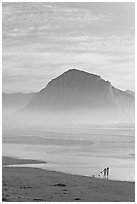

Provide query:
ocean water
left=2, top=124, right=135, bottom=181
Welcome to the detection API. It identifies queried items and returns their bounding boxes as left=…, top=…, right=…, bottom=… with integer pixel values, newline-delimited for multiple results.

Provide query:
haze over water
left=3, top=123, right=135, bottom=182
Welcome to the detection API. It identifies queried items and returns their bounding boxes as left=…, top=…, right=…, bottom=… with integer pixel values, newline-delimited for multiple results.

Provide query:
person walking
left=107, top=167, right=109, bottom=179
left=101, top=168, right=107, bottom=178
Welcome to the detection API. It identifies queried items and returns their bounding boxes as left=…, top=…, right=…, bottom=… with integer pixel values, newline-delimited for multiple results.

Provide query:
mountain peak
left=63, top=69, right=101, bottom=78
left=24, top=68, right=134, bottom=123
left=65, top=68, right=79, bottom=72
left=46, top=69, right=103, bottom=92
left=65, top=68, right=86, bottom=74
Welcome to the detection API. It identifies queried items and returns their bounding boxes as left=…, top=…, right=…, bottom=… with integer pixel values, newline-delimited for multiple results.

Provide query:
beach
left=2, top=156, right=135, bottom=202
left=2, top=124, right=135, bottom=182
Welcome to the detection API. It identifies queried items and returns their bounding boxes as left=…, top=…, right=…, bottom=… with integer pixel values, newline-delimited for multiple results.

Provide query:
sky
left=2, top=2, right=135, bottom=93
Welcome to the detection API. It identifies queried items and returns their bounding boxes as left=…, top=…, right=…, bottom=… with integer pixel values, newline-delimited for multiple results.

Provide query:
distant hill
left=125, top=90, right=135, bottom=97
left=3, top=92, right=35, bottom=112
left=23, top=69, right=134, bottom=122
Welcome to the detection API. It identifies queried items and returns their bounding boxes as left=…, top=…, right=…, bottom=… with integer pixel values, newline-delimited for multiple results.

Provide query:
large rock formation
left=23, top=69, right=134, bottom=122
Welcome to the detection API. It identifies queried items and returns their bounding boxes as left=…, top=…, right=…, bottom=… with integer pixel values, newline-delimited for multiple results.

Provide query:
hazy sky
left=3, top=2, right=135, bottom=93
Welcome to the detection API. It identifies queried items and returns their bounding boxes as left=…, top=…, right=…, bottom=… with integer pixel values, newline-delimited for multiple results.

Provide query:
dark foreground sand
left=2, top=157, right=135, bottom=202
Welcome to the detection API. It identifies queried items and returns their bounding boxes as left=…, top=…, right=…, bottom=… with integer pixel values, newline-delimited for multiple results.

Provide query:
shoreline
left=2, top=156, right=47, bottom=165
left=2, top=155, right=134, bottom=182
left=2, top=156, right=135, bottom=202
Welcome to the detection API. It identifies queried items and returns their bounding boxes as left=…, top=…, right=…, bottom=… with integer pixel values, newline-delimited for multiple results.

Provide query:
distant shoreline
left=2, top=156, right=135, bottom=202
left=2, top=156, right=47, bottom=165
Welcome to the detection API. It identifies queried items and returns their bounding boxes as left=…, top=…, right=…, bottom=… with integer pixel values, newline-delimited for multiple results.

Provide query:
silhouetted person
left=107, top=167, right=109, bottom=179
left=101, top=168, right=107, bottom=178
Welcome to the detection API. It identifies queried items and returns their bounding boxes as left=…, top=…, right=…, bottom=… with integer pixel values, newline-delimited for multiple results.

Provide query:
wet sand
left=2, top=156, right=135, bottom=202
